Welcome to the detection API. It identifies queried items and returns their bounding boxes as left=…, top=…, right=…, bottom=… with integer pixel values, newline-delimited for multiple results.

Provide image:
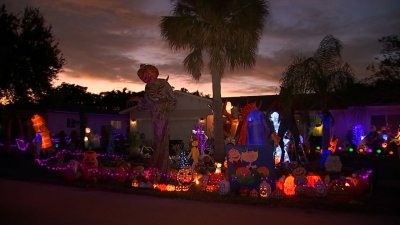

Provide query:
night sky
left=2, top=0, right=399, bottom=97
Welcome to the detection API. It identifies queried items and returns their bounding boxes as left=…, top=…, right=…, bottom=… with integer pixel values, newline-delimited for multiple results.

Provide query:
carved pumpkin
left=137, top=64, right=159, bottom=83
left=177, top=167, right=193, bottom=185
left=131, top=179, right=139, bottom=188
left=82, top=150, right=98, bottom=168
left=175, top=184, right=183, bottom=192
left=259, top=180, right=272, bottom=199
left=283, top=175, right=296, bottom=196
left=157, top=184, right=167, bottom=192
left=292, top=166, right=307, bottom=177
left=166, top=184, right=176, bottom=192
left=306, top=174, right=322, bottom=188
left=206, top=185, right=218, bottom=192
left=181, top=185, right=190, bottom=192
left=115, top=161, right=131, bottom=183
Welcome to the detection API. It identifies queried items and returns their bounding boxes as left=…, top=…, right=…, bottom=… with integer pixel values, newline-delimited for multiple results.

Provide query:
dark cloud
left=1, top=0, right=399, bottom=96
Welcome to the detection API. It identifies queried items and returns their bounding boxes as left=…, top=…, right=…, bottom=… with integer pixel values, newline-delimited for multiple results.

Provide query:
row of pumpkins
left=62, top=151, right=371, bottom=202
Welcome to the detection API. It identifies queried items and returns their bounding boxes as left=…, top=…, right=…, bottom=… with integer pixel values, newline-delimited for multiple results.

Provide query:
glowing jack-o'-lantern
left=115, top=161, right=131, bottom=183
left=283, top=175, right=296, bottom=196
left=131, top=179, right=139, bottom=188
left=181, top=185, right=190, bottom=192
left=157, top=184, right=167, bottom=192
left=306, top=174, right=322, bottom=188
left=166, top=184, right=176, bottom=192
left=177, top=167, right=193, bottom=185
left=259, top=180, right=271, bottom=199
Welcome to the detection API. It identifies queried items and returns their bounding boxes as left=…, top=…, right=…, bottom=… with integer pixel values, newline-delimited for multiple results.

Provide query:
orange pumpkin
left=306, top=174, right=322, bottom=188
left=137, top=64, right=159, bottom=83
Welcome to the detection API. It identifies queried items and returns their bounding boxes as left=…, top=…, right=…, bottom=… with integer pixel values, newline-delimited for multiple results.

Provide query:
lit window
left=111, top=120, right=121, bottom=129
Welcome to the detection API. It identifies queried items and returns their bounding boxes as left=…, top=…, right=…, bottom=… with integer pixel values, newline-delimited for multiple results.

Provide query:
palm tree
left=160, top=0, right=269, bottom=161
left=280, top=35, right=354, bottom=161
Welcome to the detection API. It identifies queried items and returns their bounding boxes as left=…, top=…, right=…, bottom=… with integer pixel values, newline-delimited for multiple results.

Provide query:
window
left=67, top=118, right=76, bottom=128
left=111, top=120, right=122, bottom=129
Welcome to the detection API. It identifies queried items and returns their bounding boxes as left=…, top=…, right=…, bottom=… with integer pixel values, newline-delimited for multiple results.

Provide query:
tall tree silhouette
left=160, top=0, right=269, bottom=161
left=0, top=5, right=64, bottom=104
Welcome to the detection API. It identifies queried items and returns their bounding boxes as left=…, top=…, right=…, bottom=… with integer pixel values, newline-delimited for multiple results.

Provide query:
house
left=120, top=91, right=213, bottom=146
left=45, top=110, right=129, bottom=138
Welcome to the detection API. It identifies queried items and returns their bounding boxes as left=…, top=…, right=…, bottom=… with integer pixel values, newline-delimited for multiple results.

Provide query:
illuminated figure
left=31, top=114, right=53, bottom=151
left=269, top=112, right=290, bottom=165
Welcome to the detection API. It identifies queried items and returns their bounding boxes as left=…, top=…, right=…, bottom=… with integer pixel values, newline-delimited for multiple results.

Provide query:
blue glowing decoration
left=352, top=124, right=365, bottom=146
left=246, top=109, right=267, bottom=146
left=382, top=134, right=388, bottom=141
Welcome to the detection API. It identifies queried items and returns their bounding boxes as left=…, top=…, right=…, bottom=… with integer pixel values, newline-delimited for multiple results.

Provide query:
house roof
left=120, top=90, right=212, bottom=117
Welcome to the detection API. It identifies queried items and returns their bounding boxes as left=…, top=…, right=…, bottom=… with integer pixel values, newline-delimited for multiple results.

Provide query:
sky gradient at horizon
left=2, top=0, right=399, bottom=97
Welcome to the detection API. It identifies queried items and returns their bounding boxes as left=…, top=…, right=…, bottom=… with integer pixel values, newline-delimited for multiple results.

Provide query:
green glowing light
left=377, top=149, right=382, bottom=154
left=316, top=146, right=320, bottom=150
left=349, top=148, right=354, bottom=152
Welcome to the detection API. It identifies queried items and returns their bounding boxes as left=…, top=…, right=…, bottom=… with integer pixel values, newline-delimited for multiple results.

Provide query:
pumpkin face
left=82, top=150, right=98, bottom=168
left=166, top=184, right=176, bottom=192
left=137, top=64, right=159, bottom=83
left=175, top=185, right=183, bottom=192
left=259, top=181, right=272, bottom=199
left=284, top=175, right=296, bottom=196
left=292, top=166, right=307, bottom=177
left=181, top=185, right=190, bottom=192
left=177, top=167, right=193, bottom=185
left=131, top=179, right=139, bottom=188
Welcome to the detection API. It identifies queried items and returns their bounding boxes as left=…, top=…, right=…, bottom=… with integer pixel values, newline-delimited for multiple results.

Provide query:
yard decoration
left=257, top=167, right=269, bottom=176
left=239, top=186, right=250, bottom=197
left=237, top=102, right=257, bottom=145
left=328, top=177, right=355, bottom=203
left=137, top=64, right=159, bottom=83
left=259, top=180, right=272, bottom=199
left=177, top=167, right=193, bottom=186
left=306, top=173, right=322, bottom=188
left=157, top=183, right=167, bottom=191
left=315, top=180, right=328, bottom=198
left=137, top=65, right=177, bottom=172
left=294, top=175, right=308, bottom=186
left=271, top=188, right=284, bottom=199
left=64, top=160, right=81, bottom=181
left=31, top=114, right=53, bottom=150
left=283, top=175, right=296, bottom=196
left=218, top=178, right=230, bottom=195
left=82, top=150, right=98, bottom=168
left=131, top=179, right=139, bottom=188
left=114, top=161, right=131, bottom=183
left=166, top=184, right=176, bottom=192
left=324, top=155, right=342, bottom=173
left=292, top=166, right=307, bottom=177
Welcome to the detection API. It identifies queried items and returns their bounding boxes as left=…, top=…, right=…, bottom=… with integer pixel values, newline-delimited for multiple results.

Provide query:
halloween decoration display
left=137, top=65, right=177, bottom=172
left=259, top=180, right=272, bottom=199
left=31, top=114, right=53, bottom=150
left=64, top=160, right=81, bottom=181
left=82, top=150, right=98, bottom=168
left=284, top=175, right=296, bottom=196
left=177, top=167, right=193, bottom=186
left=324, top=155, right=342, bottom=173
left=218, top=178, right=231, bottom=195
left=131, top=179, right=139, bottom=188
left=328, top=177, right=355, bottom=203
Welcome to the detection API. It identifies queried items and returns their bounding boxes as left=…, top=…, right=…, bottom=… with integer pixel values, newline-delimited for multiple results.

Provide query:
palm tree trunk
left=212, top=73, right=225, bottom=162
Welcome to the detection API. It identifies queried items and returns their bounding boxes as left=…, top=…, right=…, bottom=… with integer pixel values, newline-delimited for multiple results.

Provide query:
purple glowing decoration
left=192, top=125, right=208, bottom=155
